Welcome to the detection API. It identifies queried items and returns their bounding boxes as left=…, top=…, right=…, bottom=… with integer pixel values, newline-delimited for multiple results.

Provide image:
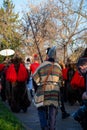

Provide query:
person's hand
left=59, top=60, right=65, bottom=68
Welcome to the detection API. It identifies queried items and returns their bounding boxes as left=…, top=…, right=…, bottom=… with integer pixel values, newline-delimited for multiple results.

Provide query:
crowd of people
left=0, top=47, right=87, bottom=130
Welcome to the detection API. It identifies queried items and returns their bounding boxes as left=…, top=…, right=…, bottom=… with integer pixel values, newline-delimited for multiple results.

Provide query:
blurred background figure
left=25, top=57, right=31, bottom=71
left=6, top=55, right=31, bottom=113
left=66, top=63, right=76, bottom=105
left=0, top=62, right=6, bottom=101
left=28, top=54, right=40, bottom=100
left=30, top=54, right=40, bottom=75
left=72, top=48, right=87, bottom=130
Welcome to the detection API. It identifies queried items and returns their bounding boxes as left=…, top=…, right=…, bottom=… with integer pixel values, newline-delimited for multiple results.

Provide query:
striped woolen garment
left=33, top=61, right=62, bottom=107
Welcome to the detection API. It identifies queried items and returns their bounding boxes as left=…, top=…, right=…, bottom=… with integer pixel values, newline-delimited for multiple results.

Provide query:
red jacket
left=30, top=62, right=40, bottom=74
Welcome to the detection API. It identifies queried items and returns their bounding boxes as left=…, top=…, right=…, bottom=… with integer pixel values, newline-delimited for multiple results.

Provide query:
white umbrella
left=0, top=49, right=15, bottom=56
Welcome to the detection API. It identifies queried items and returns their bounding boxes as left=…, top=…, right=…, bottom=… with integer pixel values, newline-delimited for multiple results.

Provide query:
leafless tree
left=21, top=0, right=87, bottom=63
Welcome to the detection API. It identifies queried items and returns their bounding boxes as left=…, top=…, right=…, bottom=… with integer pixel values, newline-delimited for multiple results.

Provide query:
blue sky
left=0, top=0, right=44, bottom=14
left=0, top=0, right=86, bottom=15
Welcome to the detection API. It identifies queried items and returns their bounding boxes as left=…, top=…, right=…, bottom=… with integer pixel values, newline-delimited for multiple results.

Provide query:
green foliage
left=0, top=0, right=22, bottom=51
left=0, top=100, right=25, bottom=130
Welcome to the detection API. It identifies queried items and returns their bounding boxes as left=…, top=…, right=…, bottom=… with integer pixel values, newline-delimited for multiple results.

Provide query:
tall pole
left=64, top=44, right=66, bottom=64
left=27, top=14, right=43, bottom=63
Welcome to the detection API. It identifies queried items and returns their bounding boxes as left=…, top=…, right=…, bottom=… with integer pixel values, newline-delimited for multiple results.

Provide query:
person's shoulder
left=54, top=62, right=62, bottom=69
left=30, top=62, right=34, bottom=65
left=38, top=61, right=47, bottom=67
left=40, top=61, right=61, bottom=66
left=36, top=61, right=50, bottom=69
left=30, top=62, right=35, bottom=68
left=39, top=61, right=61, bottom=69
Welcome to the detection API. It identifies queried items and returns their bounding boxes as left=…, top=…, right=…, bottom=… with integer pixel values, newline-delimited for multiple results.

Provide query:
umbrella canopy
left=0, top=49, right=15, bottom=56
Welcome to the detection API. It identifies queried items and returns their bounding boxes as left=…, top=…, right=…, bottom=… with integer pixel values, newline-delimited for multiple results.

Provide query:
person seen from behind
left=46, top=48, right=70, bottom=119
left=33, top=46, right=67, bottom=130
left=6, top=55, right=30, bottom=113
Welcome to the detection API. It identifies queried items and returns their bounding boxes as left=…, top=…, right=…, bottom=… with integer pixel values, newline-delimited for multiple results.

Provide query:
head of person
left=26, top=58, right=30, bottom=63
left=25, top=57, right=31, bottom=69
left=33, top=54, right=39, bottom=62
left=47, top=46, right=57, bottom=62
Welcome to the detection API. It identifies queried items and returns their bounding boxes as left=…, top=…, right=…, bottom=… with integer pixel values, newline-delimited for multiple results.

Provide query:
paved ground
left=13, top=101, right=82, bottom=130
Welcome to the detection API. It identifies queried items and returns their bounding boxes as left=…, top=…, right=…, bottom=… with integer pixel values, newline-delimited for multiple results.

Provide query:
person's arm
left=32, top=78, right=39, bottom=93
